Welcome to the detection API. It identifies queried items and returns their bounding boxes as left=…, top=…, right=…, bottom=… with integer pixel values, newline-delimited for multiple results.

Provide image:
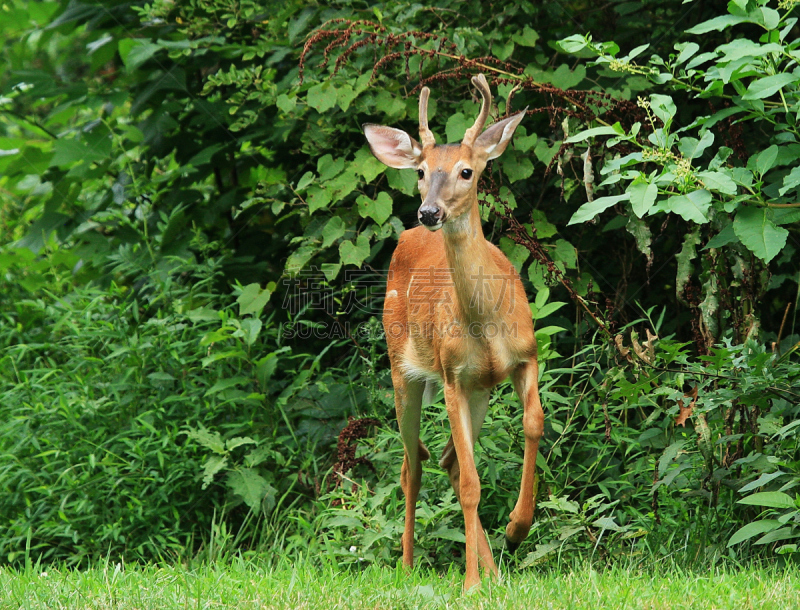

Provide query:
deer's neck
left=442, top=202, right=511, bottom=326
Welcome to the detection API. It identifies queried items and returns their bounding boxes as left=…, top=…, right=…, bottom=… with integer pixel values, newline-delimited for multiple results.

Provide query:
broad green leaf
left=678, top=130, right=714, bottom=159
left=553, top=239, right=577, bottom=269
left=779, top=165, right=800, bottom=196
left=493, top=40, right=514, bottom=61
left=297, top=171, right=314, bottom=191
left=534, top=287, right=549, bottom=311
left=531, top=210, right=557, bottom=238
left=697, top=170, right=737, bottom=195
left=118, top=39, right=162, bottom=71
left=733, top=207, right=789, bottom=263
left=228, top=468, right=273, bottom=511
left=548, top=64, right=586, bottom=89
left=148, top=372, right=176, bottom=382
left=430, top=526, right=466, bottom=543
left=339, top=232, right=371, bottom=267
left=533, top=301, right=567, bottom=319
left=667, top=190, right=711, bottom=223
left=626, top=43, right=650, bottom=61
left=513, top=26, right=539, bottom=47
left=514, top=131, right=538, bottom=152
left=276, top=93, right=295, bottom=114
left=324, top=516, right=363, bottom=528
left=759, top=7, right=780, bottom=30
left=226, top=437, right=257, bottom=451
left=556, top=34, right=588, bottom=54
left=51, top=138, right=108, bottom=166
left=325, top=167, right=358, bottom=200
left=627, top=180, right=658, bottom=217
left=285, top=245, right=317, bottom=274
left=203, top=349, right=248, bottom=368
left=321, top=216, right=346, bottom=248
left=731, top=167, right=754, bottom=187
left=716, top=40, right=782, bottom=63
left=445, top=112, right=468, bottom=143
left=317, top=154, right=344, bottom=181
left=321, top=263, right=341, bottom=281
left=737, top=491, right=796, bottom=509
left=187, top=144, right=222, bottom=167
left=568, top=193, right=629, bottom=225
left=727, top=519, right=781, bottom=546
left=357, top=192, right=392, bottom=225
left=738, top=471, right=785, bottom=494
left=237, top=283, right=272, bottom=316
left=535, top=325, right=566, bottom=339
left=256, top=353, right=280, bottom=386
left=373, top=89, right=406, bottom=119
left=306, top=82, right=337, bottom=113
left=201, top=456, right=227, bottom=488
left=534, top=139, right=561, bottom=165
left=593, top=517, right=622, bottom=532
left=650, top=95, right=677, bottom=126
left=686, top=15, right=747, bottom=34
left=755, top=528, right=800, bottom=546
left=240, top=318, right=262, bottom=346
left=336, top=83, right=357, bottom=112
left=186, top=428, right=225, bottom=453
left=527, top=262, right=548, bottom=291
left=354, top=147, right=385, bottom=182
left=565, top=123, right=624, bottom=143
left=503, top=155, right=534, bottom=182
left=674, top=42, right=699, bottom=65
left=306, top=186, right=331, bottom=213
left=754, top=144, right=779, bottom=176
left=499, top=237, right=530, bottom=272
left=205, top=376, right=249, bottom=395
left=742, top=73, right=797, bottom=100
left=386, top=168, right=417, bottom=195
left=703, top=224, right=738, bottom=250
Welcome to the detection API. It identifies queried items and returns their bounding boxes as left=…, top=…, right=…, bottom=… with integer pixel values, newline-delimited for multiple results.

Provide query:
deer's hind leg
left=505, top=359, right=544, bottom=551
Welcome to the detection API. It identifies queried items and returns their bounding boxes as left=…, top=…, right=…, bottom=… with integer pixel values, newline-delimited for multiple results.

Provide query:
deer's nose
left=419, top=206, right=442, bottom=227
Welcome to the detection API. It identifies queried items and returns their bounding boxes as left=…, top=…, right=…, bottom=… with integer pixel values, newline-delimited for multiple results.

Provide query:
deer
left=363, top=74, right=544, bottom=591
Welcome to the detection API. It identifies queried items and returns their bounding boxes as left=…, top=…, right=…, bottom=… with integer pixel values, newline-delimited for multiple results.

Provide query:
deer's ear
left=363, top=124, right=423, bottom=169
left=472, top=110, right=526, bottom=161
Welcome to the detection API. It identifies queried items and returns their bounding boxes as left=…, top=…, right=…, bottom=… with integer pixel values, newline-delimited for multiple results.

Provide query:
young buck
left=363, top=75, right=544, bottom=590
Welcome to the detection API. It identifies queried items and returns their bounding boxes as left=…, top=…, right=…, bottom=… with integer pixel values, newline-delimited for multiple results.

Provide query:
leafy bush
left=0, top=239, right=325, bottom=565
left=559, top=0, right=800, bottom=347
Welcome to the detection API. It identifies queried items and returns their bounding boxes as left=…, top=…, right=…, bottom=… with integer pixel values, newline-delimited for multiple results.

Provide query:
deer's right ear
left=363, top=124, right=423, bottom=169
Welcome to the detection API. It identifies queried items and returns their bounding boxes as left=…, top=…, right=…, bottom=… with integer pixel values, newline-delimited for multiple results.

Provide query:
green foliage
left=1, top=0, right=799, bottom=572
left=558, top=0, right=800, bottom=344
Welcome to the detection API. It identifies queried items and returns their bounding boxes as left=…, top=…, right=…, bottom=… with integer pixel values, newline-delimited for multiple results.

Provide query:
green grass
left=1, top=558, right=798, bottom=609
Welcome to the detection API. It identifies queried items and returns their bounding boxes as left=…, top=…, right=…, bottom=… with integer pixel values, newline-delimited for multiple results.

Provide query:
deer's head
left=364, top=74, right=525, bottom=231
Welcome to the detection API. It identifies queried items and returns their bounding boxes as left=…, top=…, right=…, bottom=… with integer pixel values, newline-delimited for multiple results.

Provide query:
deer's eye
left=417, top=169, right=424, bottom=180
left=460, top=168, right=473, bottom=180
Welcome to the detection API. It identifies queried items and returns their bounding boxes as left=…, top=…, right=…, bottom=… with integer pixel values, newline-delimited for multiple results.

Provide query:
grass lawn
left=1, top=558, right=798, bottom=609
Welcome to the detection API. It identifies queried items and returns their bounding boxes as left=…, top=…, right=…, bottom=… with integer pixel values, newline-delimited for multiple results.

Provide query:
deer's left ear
left=473, top=109, right=527, bottom=161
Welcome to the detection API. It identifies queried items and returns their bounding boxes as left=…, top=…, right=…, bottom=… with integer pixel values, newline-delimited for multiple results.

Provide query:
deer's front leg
left=505, top=358, right=545, bottom=550
left=443, top=381, right=483, bottom=591
left=440, top=437, right=498, bottom=578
